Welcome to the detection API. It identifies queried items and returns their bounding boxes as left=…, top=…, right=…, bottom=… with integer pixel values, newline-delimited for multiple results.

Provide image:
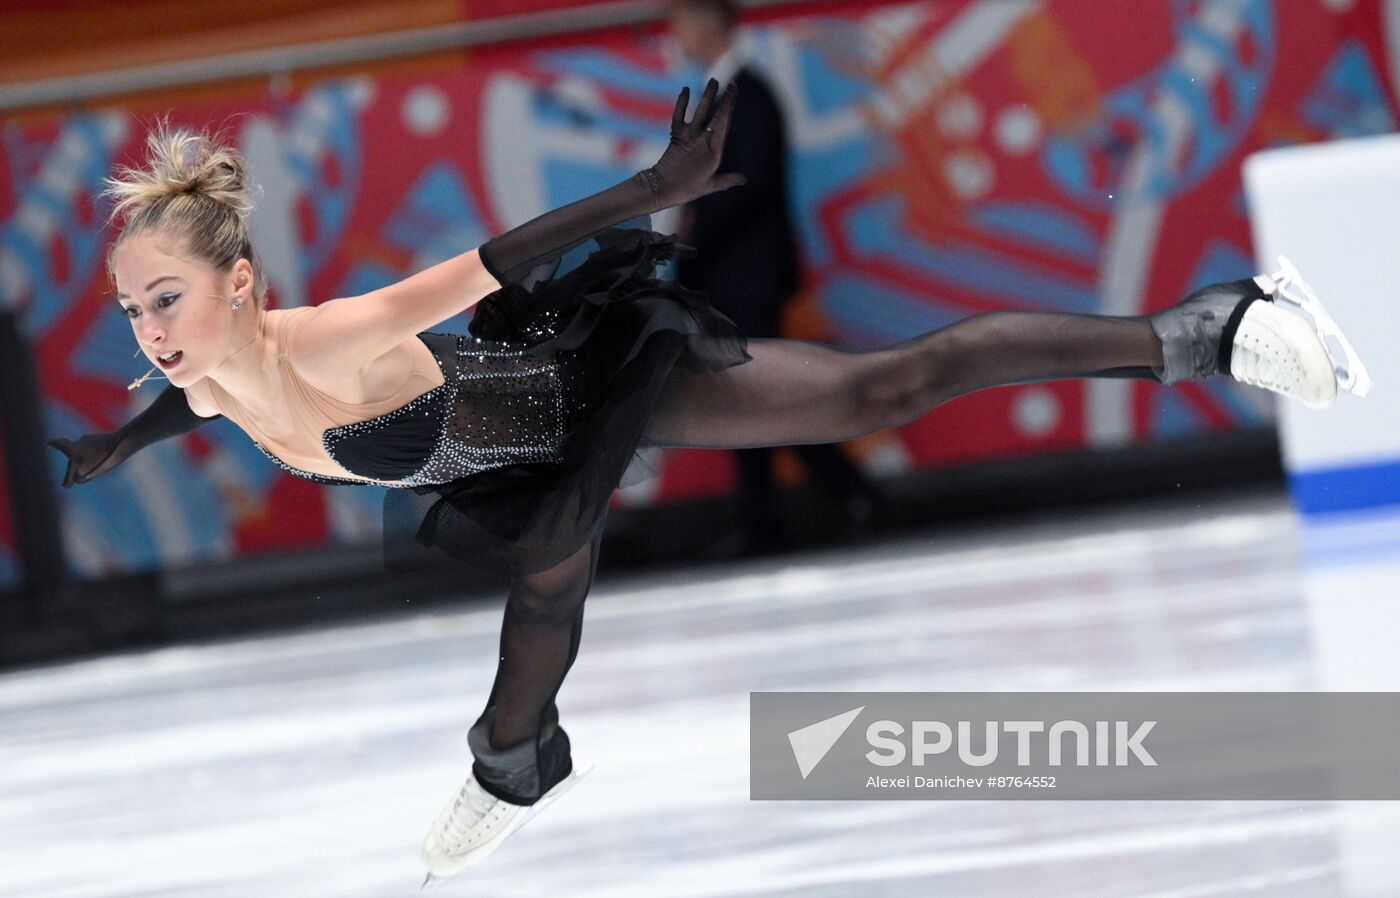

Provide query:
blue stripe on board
left=1291, top=458, right=1400, bottom=515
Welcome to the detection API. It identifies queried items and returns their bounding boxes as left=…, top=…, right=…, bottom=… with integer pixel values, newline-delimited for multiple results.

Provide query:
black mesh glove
left=479, top=78, right=744, bottom=285
left=47, top=384, right=216, bottom=488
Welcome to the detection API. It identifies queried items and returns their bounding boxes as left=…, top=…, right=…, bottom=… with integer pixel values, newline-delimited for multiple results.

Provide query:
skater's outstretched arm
left=47, top=384, right=216, bottom=487
left=289, top=80, right=745, bottom=368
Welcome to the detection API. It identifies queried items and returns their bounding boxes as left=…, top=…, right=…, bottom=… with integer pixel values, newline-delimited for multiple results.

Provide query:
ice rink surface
left=4, top=489, right=1400, bottom=897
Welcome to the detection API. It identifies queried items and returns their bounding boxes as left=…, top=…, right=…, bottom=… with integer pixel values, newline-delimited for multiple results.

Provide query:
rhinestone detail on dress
left=258, top=324, right=574, bottom=488
left=321, top=333, right=569, bottom=487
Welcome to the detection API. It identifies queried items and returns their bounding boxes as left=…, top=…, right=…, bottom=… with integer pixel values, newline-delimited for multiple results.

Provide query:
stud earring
left=231, top=294, right=243, bottom=310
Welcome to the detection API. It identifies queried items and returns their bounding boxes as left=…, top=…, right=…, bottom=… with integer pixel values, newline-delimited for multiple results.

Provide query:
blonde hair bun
left=102, top=114, right=255, bottom=225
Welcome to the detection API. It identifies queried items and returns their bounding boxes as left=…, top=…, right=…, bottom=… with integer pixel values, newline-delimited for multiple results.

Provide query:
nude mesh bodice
left=207, top=307, right=574, bottom=487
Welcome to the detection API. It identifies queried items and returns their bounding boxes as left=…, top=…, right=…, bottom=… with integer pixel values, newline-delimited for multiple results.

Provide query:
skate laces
left=1230, top=335, right=1290, bottom=392
left=441, top=777, right=507, bottom=844
left=1260, top=256, right=1371, bottom=397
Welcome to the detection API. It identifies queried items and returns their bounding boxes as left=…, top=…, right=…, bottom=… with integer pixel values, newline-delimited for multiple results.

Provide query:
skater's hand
left=643, top=79, right=746, bottom=210
left=47, top=433, right=123, bottom=487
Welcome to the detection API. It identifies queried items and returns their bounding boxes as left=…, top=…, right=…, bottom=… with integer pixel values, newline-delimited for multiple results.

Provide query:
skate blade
left=1259, top=256, right=1372, bottom=398
left=418, top=761, right=594, bottom=887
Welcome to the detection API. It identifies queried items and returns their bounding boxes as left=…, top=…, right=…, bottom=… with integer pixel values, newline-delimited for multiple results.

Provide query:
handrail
left=0, top=0, right=840, bottom=113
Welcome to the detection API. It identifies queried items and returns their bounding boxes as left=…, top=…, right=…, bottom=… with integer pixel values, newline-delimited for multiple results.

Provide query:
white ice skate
left=1238, top=255, right=1372, bottom=408
left=420, top=760, right=593, bottom=888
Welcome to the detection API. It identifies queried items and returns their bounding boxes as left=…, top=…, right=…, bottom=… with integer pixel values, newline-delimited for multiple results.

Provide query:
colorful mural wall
left=2, top=0, right=1396, bottom=579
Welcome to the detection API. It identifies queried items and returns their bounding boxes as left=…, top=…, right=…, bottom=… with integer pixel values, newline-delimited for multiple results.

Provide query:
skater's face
left=113, top=230, right=253, bottom=388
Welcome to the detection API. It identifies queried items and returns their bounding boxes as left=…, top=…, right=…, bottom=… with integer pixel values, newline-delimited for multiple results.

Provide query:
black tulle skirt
left=381, top=221, right=750, bottom=577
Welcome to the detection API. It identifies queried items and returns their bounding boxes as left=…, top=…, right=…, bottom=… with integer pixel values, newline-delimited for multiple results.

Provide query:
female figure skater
left=49, top=80, right=1361, bottom=881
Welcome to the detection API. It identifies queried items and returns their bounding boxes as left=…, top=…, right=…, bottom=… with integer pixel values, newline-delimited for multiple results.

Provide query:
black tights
left=643, top=311, right=1162, bottom=448
left=477, top=311, right=1163, bottom=800
left=485, top=525, right=603, bottom=749
left=470, top=519, right=605, bottom=804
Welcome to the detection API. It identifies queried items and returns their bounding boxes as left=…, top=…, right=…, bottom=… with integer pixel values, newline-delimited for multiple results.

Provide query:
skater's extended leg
left=646, top=269, right=1354, bottom=449
left=644, top=310, right=1164, bottom=449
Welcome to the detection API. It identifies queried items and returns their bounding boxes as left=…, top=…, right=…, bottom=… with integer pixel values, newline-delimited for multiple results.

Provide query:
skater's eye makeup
left=121, top=294, right=180, bottom=319
left=117, top=274, right=182, bottom=299
left=118, top=274, right=187, bottom=318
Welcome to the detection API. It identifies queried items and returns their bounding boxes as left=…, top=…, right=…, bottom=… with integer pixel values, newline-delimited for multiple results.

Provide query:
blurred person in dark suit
left=668, top=0, right=885, bottom=556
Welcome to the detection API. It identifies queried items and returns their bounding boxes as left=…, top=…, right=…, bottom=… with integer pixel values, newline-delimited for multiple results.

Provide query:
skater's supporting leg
left=421, top=528, right=603, bottom=877
left=644, top=310, right=1163, bottom=449
left=468, top=523, right=604, bottom=805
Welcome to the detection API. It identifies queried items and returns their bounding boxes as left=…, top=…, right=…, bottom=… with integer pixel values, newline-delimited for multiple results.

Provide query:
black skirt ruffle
left=383, top=222, right=750, bottom=576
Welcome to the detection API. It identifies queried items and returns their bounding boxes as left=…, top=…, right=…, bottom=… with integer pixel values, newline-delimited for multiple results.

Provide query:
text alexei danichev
left=866, top=775, right=1058, bottom=789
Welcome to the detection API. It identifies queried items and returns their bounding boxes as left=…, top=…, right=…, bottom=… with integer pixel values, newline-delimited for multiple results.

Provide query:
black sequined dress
left=279, top=221, right=749, bottom=575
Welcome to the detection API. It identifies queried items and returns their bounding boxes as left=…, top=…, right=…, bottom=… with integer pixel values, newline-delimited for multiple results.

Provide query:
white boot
left=1245, top=255, right=1372, bottom=405
left=1228, top=297, right=1338, bottom=408
left=420, top=761, right=592, bottom=886
left=1149, top=255, right=1370, bottom=409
